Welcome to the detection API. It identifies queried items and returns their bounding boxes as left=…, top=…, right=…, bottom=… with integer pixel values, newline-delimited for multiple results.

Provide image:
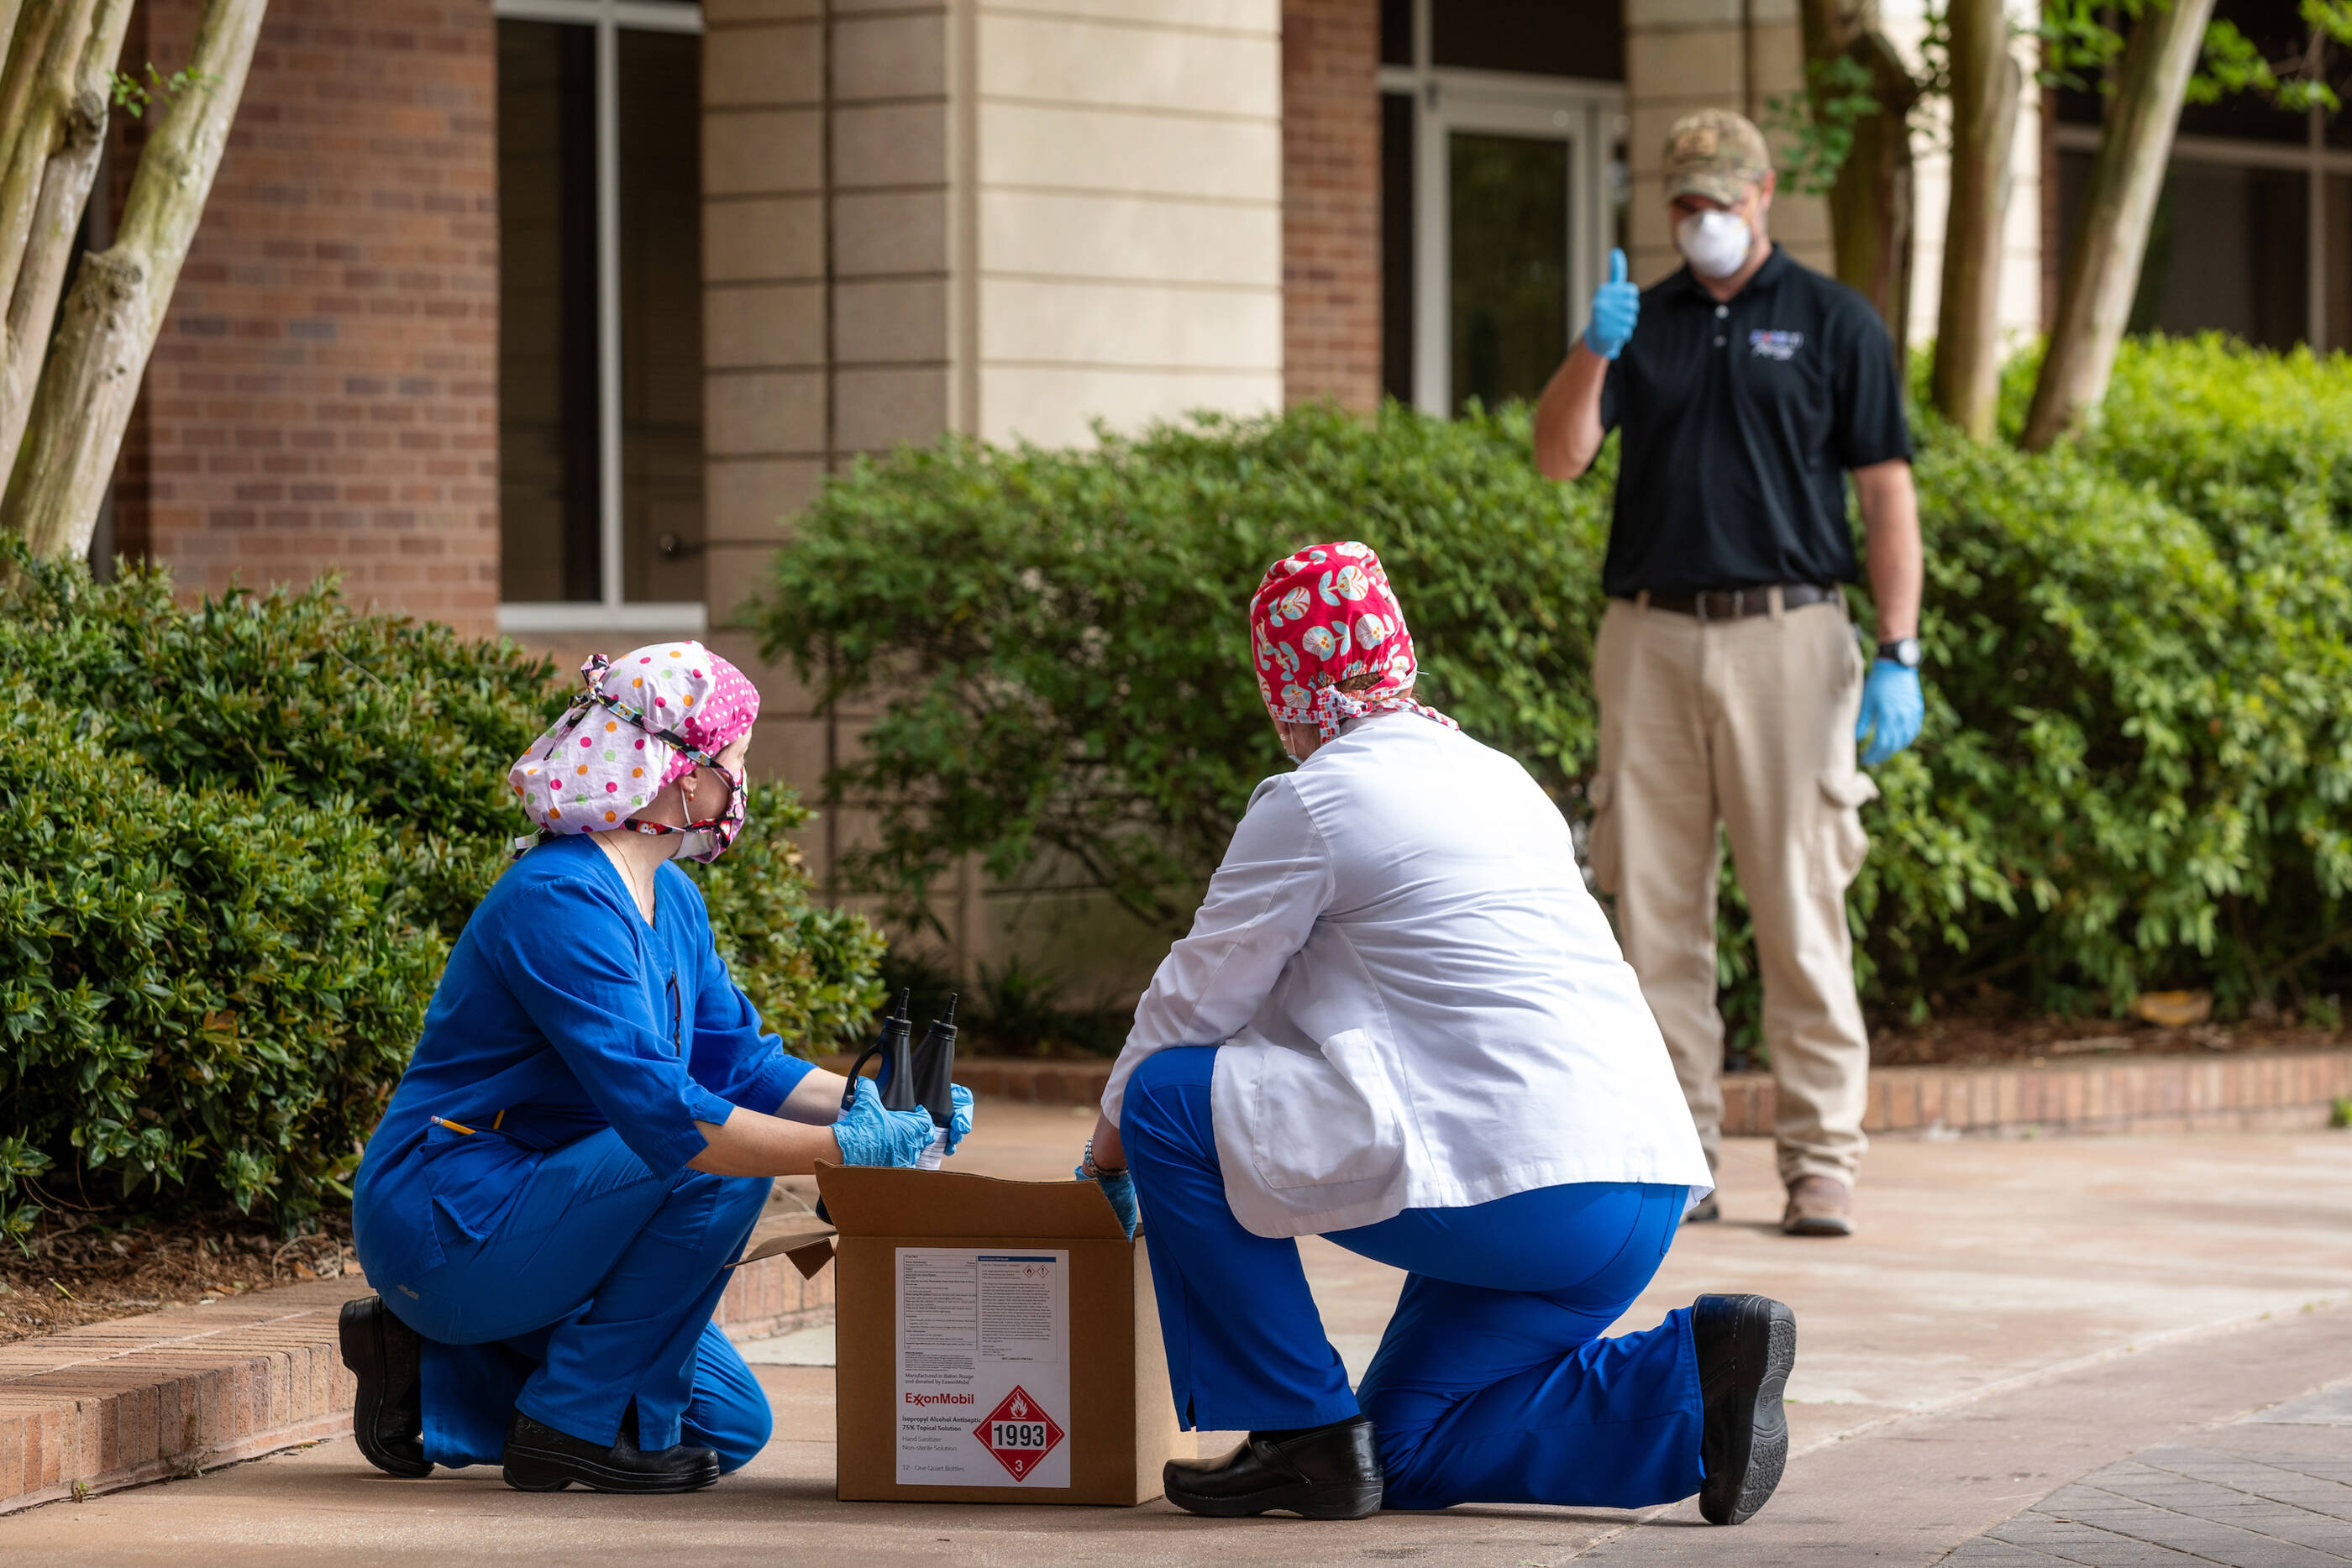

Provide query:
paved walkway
left=3, top=1106, right=2349, bottom=1565
left=1945, top=1382, right=2352, bottom=1567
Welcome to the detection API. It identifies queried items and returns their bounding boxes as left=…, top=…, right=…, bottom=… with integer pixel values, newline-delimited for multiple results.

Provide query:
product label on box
left=895, top=1247, right=1070, bottom=1487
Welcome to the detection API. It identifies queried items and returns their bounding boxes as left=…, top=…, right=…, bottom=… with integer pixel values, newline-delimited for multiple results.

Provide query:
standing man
left=1532, top=109, right=1924, bottom=1239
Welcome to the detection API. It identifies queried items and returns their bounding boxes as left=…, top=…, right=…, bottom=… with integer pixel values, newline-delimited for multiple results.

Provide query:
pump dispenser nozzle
left=842, top=988, right=917, bottom=1115
left=911, top=994, right=958, bottom=1130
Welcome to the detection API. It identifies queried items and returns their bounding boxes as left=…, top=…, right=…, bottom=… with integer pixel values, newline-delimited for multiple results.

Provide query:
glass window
left=1380, top=0, right=1410, bottom=68
left=617, top=29, right=705, bottom=605
left=2329, top=175, right=2352, bottom=350
left=1382, top=92, right=1415, bottom=404
left=2057, top=149, right=2310, bottom=348
left=1448, top=130, right=1569, bottom=413
left=2060, top=0, right=2309, bottom=140
left=496, top=6, right=706, bottom=617
left=497, top=20, right=599, bottom=605
left=1431, top=0, right=1622, bottom=81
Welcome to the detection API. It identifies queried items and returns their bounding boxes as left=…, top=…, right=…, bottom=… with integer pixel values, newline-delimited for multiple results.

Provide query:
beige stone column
left=1622, top=0, right=1827, bottom=285
left=698, top=0, right=1282, bottom=980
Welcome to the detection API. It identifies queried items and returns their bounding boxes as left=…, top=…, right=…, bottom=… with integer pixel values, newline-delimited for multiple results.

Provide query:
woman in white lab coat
left=1078, top=542, right=1794, bottom=1524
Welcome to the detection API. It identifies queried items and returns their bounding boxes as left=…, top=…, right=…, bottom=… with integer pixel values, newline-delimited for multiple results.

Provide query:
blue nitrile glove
left=1079, top=1162, right=1140, bottom=1240
left=833, top=1075, right=940, bottom=1167
left=1856, top=660, right=1924, bottom=766
left=944, top=1083, right=974, bottom=1155
left=1585, top=248, right=1640, bottom=359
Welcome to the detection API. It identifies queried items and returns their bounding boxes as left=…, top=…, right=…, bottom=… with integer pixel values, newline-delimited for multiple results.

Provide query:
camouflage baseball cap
left=1663, top=109, right=1772, bottom=205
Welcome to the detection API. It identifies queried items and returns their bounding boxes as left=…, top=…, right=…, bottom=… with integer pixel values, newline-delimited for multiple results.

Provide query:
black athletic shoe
left=1693, top=1293, right=1796, bottom=1525
left=501, top=1407, right=722, bottom=1494
left=337, top=1295, right=431, bottom=1479
left=1164, top=1414, right=1383, bottom=1519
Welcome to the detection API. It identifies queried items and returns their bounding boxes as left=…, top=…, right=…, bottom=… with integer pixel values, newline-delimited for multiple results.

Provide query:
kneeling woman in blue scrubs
left=344, top=643, right=956, bottom=1494
left=1082, top=544, right=1794, bottom=1525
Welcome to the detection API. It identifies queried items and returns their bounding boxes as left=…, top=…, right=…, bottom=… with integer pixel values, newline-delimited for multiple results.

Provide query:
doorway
left=1379, top=2, right=1626, bottom=416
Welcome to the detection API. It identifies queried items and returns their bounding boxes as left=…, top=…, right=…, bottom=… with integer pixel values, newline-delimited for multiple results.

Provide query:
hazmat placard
left=820, top=1163, right=1185, bottom=1505
left=895, top=1247, right=1070, bottom=1487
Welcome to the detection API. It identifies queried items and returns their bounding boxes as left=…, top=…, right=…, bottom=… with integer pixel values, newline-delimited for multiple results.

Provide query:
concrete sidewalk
left=4, top=1105, right=2350, bottom=1565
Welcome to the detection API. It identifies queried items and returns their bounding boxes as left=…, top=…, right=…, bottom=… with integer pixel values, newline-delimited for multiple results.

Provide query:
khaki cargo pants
left=1587, top=592, right=1878, bottom=1188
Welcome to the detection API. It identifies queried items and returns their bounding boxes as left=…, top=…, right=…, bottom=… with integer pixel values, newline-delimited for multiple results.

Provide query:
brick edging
left=900, top=1047, right=2352, bottom=1140
left=0, top=1253, right=833, bottom=1514
left=1723, top=1046, right=2352, bottom=1138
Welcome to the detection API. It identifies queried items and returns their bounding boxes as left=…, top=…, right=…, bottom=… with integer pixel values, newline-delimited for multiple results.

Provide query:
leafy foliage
left=756, top=402, right=1610, bottom=937
left=0, top=546, right=881, bottom=1238
left=686, top=784, right=888, bottom=1051
left=0, top=710, right=443, bottom=1245
left=759, top=349, right=2352, bottom=1047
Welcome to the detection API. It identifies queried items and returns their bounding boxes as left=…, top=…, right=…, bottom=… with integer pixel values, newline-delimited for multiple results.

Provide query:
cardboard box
left=818, top=1162, right=1185, bottom=1505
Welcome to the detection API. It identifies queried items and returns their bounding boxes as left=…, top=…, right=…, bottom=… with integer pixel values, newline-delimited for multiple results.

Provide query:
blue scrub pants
left=370, top=1128, right=774, bottom=1472
left=1120, top=1047, right=1704, bottom=1511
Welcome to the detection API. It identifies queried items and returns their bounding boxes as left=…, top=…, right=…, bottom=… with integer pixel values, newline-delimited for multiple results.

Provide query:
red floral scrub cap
left=1248, top=540, right=1457, bottom=743
left=507, top=640, right=761, bottom=840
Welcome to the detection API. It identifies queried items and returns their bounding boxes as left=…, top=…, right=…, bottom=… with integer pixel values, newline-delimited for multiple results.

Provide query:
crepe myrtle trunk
left=0, top=0, right=134, bottom=479
left=2022, top=0, right=2214, bottom=451
left=3, top=0, right=266, bottom=561
left=1929, top=0, right=2022, bottom=441
left=1801, top=0, right=1923, bottom=364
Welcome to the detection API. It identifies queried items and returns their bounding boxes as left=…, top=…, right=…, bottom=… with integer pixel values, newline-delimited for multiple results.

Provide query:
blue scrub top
left=353, top=835, right=814, bottom=1271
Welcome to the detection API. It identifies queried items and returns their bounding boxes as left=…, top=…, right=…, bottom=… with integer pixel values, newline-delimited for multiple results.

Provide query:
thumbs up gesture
left=1585, top=248, right=1640, bottom=361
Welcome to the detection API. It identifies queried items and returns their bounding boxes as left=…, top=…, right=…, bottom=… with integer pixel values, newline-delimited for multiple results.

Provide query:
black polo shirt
left=1598, top=245, right=1911, bottom=597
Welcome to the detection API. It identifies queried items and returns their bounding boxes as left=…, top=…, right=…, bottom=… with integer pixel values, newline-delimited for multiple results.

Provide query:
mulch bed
left=0, top=1210, right=354, bottom=1345
left=1868, top=1017, right=2348, bottom=1069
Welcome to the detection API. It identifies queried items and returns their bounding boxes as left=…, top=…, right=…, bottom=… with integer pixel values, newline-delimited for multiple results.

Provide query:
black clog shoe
left=1693, top=1292, right=1797, bottom=1524
left=1163, top=1413, right=1383, bottom=1520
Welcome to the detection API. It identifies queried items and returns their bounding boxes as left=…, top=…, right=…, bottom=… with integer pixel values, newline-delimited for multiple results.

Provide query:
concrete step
left=0, top=1248, right=832, bottom=1515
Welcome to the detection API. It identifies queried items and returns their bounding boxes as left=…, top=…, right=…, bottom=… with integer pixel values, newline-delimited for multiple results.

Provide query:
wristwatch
left=1875, top=637, right=1922, bottom=669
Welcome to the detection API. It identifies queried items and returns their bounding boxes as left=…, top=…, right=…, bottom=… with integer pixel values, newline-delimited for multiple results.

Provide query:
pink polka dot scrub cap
left=507, top=640, right=761, bottom=857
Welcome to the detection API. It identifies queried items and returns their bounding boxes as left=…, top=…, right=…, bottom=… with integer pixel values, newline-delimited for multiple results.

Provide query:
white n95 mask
left=1675, top=210, right=1753, bottom=280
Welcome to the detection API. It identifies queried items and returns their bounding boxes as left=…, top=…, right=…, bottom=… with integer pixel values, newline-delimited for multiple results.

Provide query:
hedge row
left=758, top=336, right=2352, bottom=1044
left=0, top=548, right=881, bottom=1239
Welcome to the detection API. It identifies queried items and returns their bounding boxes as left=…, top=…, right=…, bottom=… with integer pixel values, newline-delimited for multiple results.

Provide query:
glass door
left=1411, top=80, right=1620, bottom=416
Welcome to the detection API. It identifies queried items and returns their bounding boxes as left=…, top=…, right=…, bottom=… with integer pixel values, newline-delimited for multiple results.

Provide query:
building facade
left=97, top=0, right=2352, bottom=983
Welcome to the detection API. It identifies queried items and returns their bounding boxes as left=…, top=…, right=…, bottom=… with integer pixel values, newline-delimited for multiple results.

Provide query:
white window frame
left=2053, top=105, right=2349, bottom=349
left=494, top=0, right=707, bottom=637
left=1378, top=0, right=1625, bottom=417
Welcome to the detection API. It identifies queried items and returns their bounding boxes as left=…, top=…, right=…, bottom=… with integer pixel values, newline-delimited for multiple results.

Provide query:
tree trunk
left=7, top=0, right=265, bottom=560
left=1929, top=0, right=2021, bottom=440
left=1800, top=2, right=1924, bottom=359
left=0, top=0, right=133, bottom=475
left=2021, top=0, right=2213, bottom=451
left=0, top=1, right=98, bottom=323
left=0, top=3, right=67, bottom=210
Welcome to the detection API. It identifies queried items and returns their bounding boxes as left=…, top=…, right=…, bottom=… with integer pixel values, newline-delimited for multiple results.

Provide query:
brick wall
left=115, top=0, right=499, bottom=637
left=1281, top=0, right=1380, bottom=412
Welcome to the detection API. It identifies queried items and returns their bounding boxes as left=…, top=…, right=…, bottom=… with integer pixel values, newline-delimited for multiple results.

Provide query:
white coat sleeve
left=1100, top=776, right=1335, bottom=1124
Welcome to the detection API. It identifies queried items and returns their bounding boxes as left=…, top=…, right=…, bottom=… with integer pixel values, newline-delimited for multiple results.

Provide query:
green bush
left=0, top=548, right=557, bottom=941
left=0, top=708, right=444, bottom=1244
left=758, top=350, right=2352, bottom=1032
left=0, top=547, right=883, bottom=1236
left=687, top=784, right=888, bottom=1051
left=757, top=403, right=1609, bottom=937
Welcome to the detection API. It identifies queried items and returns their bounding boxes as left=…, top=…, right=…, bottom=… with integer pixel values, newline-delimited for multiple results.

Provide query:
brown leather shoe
left=1780, top=1175, right=1854, bottom=1237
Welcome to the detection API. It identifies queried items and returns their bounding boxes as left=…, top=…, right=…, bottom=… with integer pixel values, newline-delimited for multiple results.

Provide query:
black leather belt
left=1627, top=583, right=1841, bottom=621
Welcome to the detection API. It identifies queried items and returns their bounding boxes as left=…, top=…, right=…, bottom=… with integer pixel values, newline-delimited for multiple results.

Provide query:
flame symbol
left=1012, top=1396, right=1028, bottom=1417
